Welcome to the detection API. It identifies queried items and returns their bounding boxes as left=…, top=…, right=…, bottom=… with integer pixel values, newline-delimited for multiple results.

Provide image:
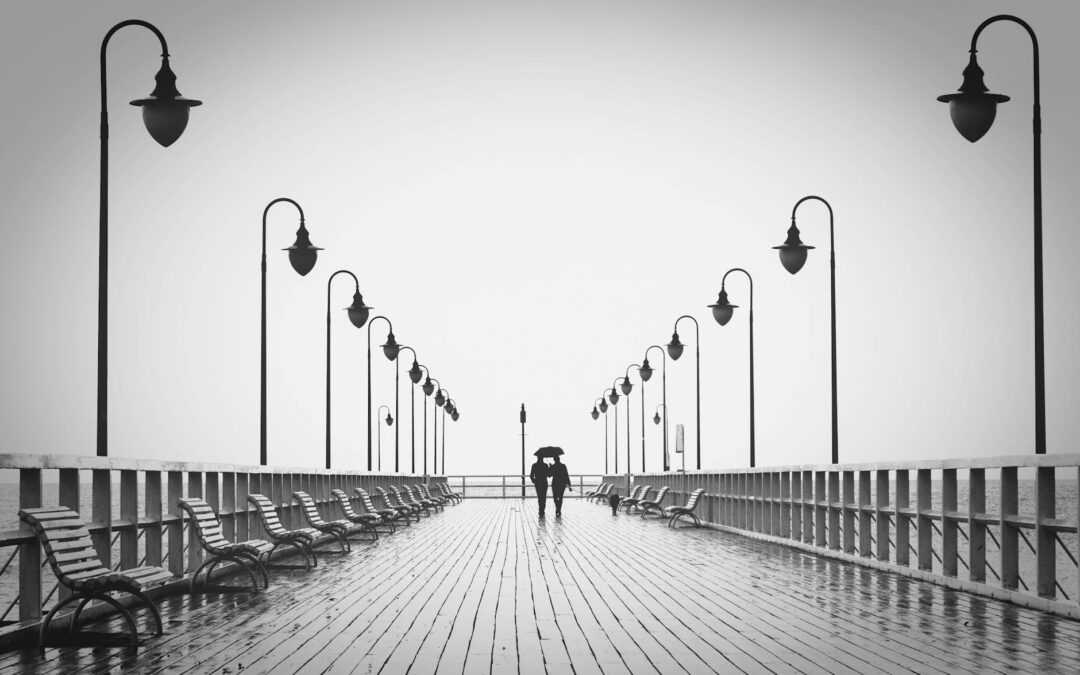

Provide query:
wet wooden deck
left=2, top=498, right=1079, bottom=674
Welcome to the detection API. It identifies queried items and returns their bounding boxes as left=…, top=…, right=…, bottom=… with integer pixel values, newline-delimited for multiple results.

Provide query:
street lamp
left=399, top=347, right=423, bottom=473
left=438, top=389, right=452, bottom=473
left=709, top=267, right=756, bottom=467
left=261, top=197, right=321, bottom=466
left=643, top=345, right=668, bottom=471
left=421, top=371, right=434, bottom=475
left=625, top=364, right=645, bottom=474
left=98, top=20, right=201, bottom=457
left=444, top=398, right=457, bottom=473
left=666, top=315, right=701, bottom=469
left=367, top=316, right=399, bottom=470
left=592, top=397, right=608, bottom=474
left=325, top=270, right=371, bottom=469
left=774, top=196, right=838, bottom=464
left=377, top=405, right=393, bottom=472
left=938, top=14, right=1046, bottom=455
left=429, top=378, right=442, bottom=474
left=612, top=376, right=631, bottom=479
left=607, top=388, right=619, bottom=473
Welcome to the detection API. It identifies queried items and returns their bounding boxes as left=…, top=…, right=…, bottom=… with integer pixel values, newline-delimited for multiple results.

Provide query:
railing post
left=896, top=470, right=910, bottom=567
left=188, top=471, right=204, bottom=573
left=780, top=471, right=791, bottom=538
left=942, top=469, right=957, bottom=577
left=18, top=468, right=42, bottom=621
left=827, top=471, right=840, bottom=551
left=91, top=468, right=112, bottom=568
left=119, top=469, right=138, bottom=570
left=57, top=468, right=80, bottom=603
left=802, top=470, right=813, bottom=544
left=858, top=470, right=870, bottom=558
left=842, top=470, right=854, bottom=554
left=167, top=471, right=184, bottom=576
left=502, top=475, right=505, bottom=500
left=1000, top=467, right=1019, bottom=590
left=1035, top=466, right=1056, bottom=599
left=815, top=471, right=827, bottom=547
left=754, top=472, right=763, bottom=533
left=917, top=468, right=932, bottom=572
left=968, top=468, right=986, bottom=583
left=145, top=470, right=162, bottom=567
left=222, top=472, right=236, bottom=541
left=791, top=471, right=802, bottom=541
left=876, top=470, right=889, bottom=562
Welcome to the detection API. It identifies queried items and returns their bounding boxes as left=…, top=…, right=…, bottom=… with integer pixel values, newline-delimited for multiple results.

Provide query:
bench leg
left=129, top=588, right=164, bottom=636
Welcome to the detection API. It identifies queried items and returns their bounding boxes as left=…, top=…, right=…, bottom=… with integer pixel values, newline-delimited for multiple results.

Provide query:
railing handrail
left=616, top=452, right=1080, bottom=475
left=0, top=453, right=433, bottom=475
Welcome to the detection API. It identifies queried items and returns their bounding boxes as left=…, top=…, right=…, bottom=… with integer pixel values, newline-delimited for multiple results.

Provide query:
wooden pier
left=2, top=498, right=1078, bottom=674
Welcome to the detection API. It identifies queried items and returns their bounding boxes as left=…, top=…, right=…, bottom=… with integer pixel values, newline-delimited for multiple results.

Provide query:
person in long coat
left=529, top=457, right=550, bottom=518
left=549, top=455, right=571, bottom=517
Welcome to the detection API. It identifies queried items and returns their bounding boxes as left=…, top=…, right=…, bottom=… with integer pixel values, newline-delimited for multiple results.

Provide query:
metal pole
left=604, top=409, right=608, bottom=474
left=640, top=377, right=646, bottom=473
left=325, top=270, right=358, bottom=470
left=395, top=358, right=400, bottom=472
left=441, top=407, right=446, bottom=474
left=411, top=382, right=416, bottom=473
left=367, top=316, right=392, bottom=471
left=520, top=404, right=526, bottom=498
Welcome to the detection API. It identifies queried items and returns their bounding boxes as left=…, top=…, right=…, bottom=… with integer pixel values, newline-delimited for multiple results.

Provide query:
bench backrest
left=293, top=491, right=328, bottom=526
left=651, top=486, right=670, bottom=505
left=396, top=486, right=417, bottom=504
left=625, top=485, right=642, bottom=501
left=18, top=506, right=109, bottom=589
left=637, top=485, right=653, bottom=501
left=684, top=488, right=705, bottom=510
left=374, top=486, right=399, bottom=508
left=355, top=488, right=381, bottom=513
left=386, top=486, right=408, bottom=506
left=332, top=489, right=361, bottom=519
left=416, top=485, right=432, bottom=500
left=247, top=493, right=288, bottom=536
left=178, top=497, right=232, bottom=553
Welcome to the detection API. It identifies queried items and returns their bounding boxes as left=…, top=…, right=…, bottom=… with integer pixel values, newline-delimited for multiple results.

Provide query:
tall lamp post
left=623, top=365, right=646, bottom=473
left=421, top=373, right=435, bottom=475
left=261, top=198, right=321, bottom=466
left=439, top=390, right=452, bottom=474
left=640, top=346, right=667, bottom=471
left=607, top=388, right=619, bottom=473
left=666, top=315, right=701, bottom=469
left=938, top=14, right=1046, bottom=455
left=709, top=267, right=756, bottom=467
left=520, top=403, right=527, bottom=497
left=367, top=316, right=399, bottom=470
left=377, top=406, right=393, bottom=471
left=774, top=196, right=838, bottom=464
left=399, top=348, right=424, bottom=473
left=433, top=384, right=447, bottom=474
left=325, top=270, right=371, bottom=469
left=591, top=397, right=609, bottom=474
left=99, top=20, right=201, bottom=457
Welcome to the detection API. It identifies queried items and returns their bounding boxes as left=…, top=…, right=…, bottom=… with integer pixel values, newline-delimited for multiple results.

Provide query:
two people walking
left=529, top=454, right=571, bottom=518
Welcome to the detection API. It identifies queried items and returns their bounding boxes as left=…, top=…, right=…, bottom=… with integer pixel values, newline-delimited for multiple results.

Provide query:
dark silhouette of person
left=529, top=457, right=550, bottom=518
left=549, top=455, right=571, bottom=517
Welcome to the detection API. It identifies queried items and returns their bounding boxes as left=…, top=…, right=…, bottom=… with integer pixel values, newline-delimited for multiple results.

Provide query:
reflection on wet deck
left=2, top=499, right=1079, bottom=674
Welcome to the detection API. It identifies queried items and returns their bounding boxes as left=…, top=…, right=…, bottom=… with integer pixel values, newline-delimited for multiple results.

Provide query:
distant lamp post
left=613, top=376, right=632, bottom=479
left=653, top=403, right=666, bottom=426
left=421, top=372, right=434, bottom=474
left=98, top=20, right=201, bottom=457
left=666, top=315, right=701, bottom=469
left=367, top=316, right=397, bottom=470
left=709, top=267, right=756, bottom=467
left=443, top=399, right=457, bottom=473
left=607, top=388, right=619, bottom=473
left=377, top=405, right=393, bottom=471
left=643, top=345, right=668, bottom=470
left=938, top=14, right=1046, bottom=455
left=431, top=380, right=443, bottom=473
left=325, top=270, right=370, bottom=469
left=625, top=364, right=645, bottom=473
left=592, top=397, right=608, bottom=474
left=775, top=196, right=838, bottom=464
left=400, top=347, right=423, bottom=473
left=261, top=197, right=321, bottom=466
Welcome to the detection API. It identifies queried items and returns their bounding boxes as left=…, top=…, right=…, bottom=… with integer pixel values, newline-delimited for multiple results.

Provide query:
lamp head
left=607, top=388, right=620, bottom=405
left=444, top=399, right=454, bottom=412
left=598, top=398, right=608, bottom=413
left=937, top=53, right=1010, bottom=143
left=639, top=358, right=653, bottom=382
left=283, top=222, right=321, bottom=276
left=451, top=410, right=460, bottom=422
left=591, top=406, right=599, bottom=420
left=620, top=378, right=633, bottom=396
left=653, top=412, right=661, bottom=425
left=435, top=390, right=446, bottom=406
left=129, top=57, right=202, bottom=147
left=666, top=332, right=684, bottom=361
left=422, top=377, right=435, bottom=396
left=345, top=291, right=371, bottom=328
left=408, top=360, right=423, bottom=384
left=381, top=332, right=400, bottom=361
left=709, top=288, right=736, bottom=326
left=773, top=219, right=814, bottom=275
left=384, top=411, right=394, bottom=426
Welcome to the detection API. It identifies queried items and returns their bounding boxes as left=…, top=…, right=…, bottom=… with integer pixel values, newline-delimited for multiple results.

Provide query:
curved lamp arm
left=326, top=270, right=359, bottom=317
left=674, top=315, right=699, bottom=343
left=791, top=195, right=834, bottom=253
left=644, top=344, right=666, bottom=366
left=971, top=16, right=1039, bottom=104
left=263, top=198, right=305, bottom=261
left=721, top=268, right=753, bottom=307
left=367, top=315, right=393, bottom=349
left=101, top=20, right=169, bottom=113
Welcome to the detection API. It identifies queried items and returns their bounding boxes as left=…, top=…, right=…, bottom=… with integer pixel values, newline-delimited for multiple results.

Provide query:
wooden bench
left=437, top=483, right=462, bottom=504
left=665, top=488, right=706, bottom=528
left=292, top=491, right=357, bottom=553
left=402, top=485, right=440, bottom=513
left=374, top=487, right=420, bottom=523
left=588, top=484, right=613, bottom=503
left=178, top=497, right=272, bottom=593
left=621, top=485, right=653, bottom=514
left=585, top=483, right=608, bottom=501
left=417, top=484, right=448, bottom=508
left=331, top=489, right=390, bottom=536
left=19, top=506, right=175, bottom=646
left=246, top=493, right=320, bottom=569
left=390, top=486, right=431, bottom=517
left=355, top=488, right=410, bottom=528
left=638, top=486, right=670, bottom=518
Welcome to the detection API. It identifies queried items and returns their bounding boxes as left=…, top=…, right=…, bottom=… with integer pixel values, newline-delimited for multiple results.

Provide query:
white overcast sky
left=1, top=0, right=1079, bottom=476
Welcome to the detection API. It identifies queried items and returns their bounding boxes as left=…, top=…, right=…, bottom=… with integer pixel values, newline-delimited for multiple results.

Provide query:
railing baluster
left=827, top=471, right=840, bottom=551
left=223, top=472, right=236, bottom=541
left=1001, top=467, right=1019, bottom=590
left=119, top=469, right=138, bottom=570
left=187, top=471, right=204, bottom=573
left=969, top=468, right=986, bottom=583
left=1035, top=466, right=1056, bottom=599
left=780, top=471, right=791, bottom=538
left=842, top=471, right=854, bottom=554
left=942, top=468, right=957, bottom=578
left=18, top=468, right=43, bottom=621
left=91, top=468, right=112, bottom=568
left=876, top=470, right=889, bottom=561
left=858, top=471, right=870, bottom=558
left=896, top=470, right=910, bottom=567
left=145, top=470, right=162, bottom=568
left=916, top=469, right=932, bottom=571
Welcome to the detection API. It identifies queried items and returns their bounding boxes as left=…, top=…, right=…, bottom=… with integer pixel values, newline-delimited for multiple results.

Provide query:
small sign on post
left=675, top=424, right=685, bottom=472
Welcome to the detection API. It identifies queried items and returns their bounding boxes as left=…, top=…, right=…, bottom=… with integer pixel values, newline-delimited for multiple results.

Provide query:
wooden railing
left=443, top=475, right=602, bottom=499
left=0, top=453, right=443, bottom=633
left=607, top=453, right=1080, bottom=619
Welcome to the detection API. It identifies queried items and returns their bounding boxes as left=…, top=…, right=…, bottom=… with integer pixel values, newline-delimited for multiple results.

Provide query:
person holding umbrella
left=529, top=448, right=552, bottom=518
left=550, top=454, right=571, bottom=517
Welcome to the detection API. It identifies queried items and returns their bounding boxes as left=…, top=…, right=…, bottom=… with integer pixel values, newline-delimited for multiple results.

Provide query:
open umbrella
left=534, top=446, right=564, bottom=458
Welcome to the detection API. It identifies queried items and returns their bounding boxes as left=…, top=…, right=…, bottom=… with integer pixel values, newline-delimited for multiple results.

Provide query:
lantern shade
left=451, top=411, right=460, bottom=421
left=708, top=288, right=736, bottom=326
left=129, top=58, right=201, bottom=147
left=598, top=399, right=609, bottom=413
left=591, top=407, right=599, bottom=420
left=435, top=390, right=446, bottom=406
left=666, top=333, right=684, bottom=361
left=381, top=332, right=400, bottom=361
left=620, top=379, right=632, bottom=396
left=422, top=378, right=435, bottom=396
left=639, top=359, right=653, bottom=382
left=608, top=389, right=620, bottom=405
left=937, top=54, right=1010, bottom=143
left=345, top=292, right=371, bottom=328
left=408, top=361, right=423, bottom=384
left=773, top=221, right=813, bottom=275
left=283, top=223, right=321, bottom=276
left=384, top=412, right=394, bottom=426
left=653, top=412, right=661, bottom=425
